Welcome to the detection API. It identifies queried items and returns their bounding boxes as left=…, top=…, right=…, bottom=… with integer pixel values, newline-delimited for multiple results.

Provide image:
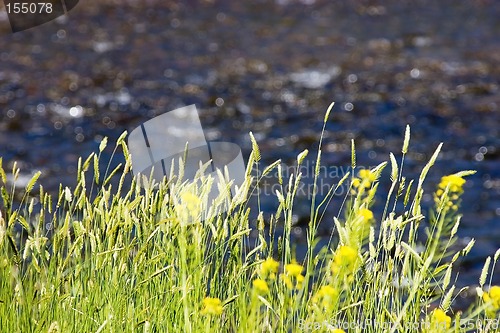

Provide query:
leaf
left=418, top=143, right=443, bottom=187
left=17, top=215, right=30, bottom=232
left=99, top=136, right=108, bottom=152
left=262, top=160, right=281, bottom=177
left=402, top=124, right=410, bottom=154
left=452, top=170, right=476, bottom=178
left=82, top=152, right=94, bottom=172
left=25, top=171, right=41, bottom=194
left=390, top=153, right=398, bottom=182
left=315, top=150, right=322, bottom=176
left=223, top=295, right=239, bottom=307
left=249, top=132, right=261, bottom=162
left=139, top=265, right=173, bottom=285
left=297, top=149, right=308, bottom=165
left=442, top=265, right=453, bottom=291
left=229, top=228, right=252, bottom=241
left=462, top=238, right=475, bottom=256
left=0, top=158, right=6, bottom=184
left=8, top=211, right=17, bottom=228
left=403, top=179, right=414, bottom=206
left=277, top=163, right=283, bottom=185
left=450, top=216, right=461, bottom=238
left=245, top=243, right=264, bottom=262
left=103, top=163, right=123, bottom=186
left=351, top=139, right=356, bottom=169
left=324, top=101, right=335, bottom=123
left=480, top=256, right=491, bottom=287
left=441, top=285, right=455, bottom=311
left=334, top=217, right=348, bottom=245
left=275, top=190, right=285, bottom=205
left=401, top=242, right=423, bottom=264
left=117, top=130, right=128, bottom=145
left=257, top=295, right=274, bottom=311
left=93, top=154, right=100, bottom=185
left=64, top=187, right=72, bottom=203
left=495, top=248, right=500, bottom=263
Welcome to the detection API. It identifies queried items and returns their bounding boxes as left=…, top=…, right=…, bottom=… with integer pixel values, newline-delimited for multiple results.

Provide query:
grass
left=1, top=103, right=500, bottom=332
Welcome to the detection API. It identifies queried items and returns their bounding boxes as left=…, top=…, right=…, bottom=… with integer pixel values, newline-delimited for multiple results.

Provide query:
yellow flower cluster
left=252, top=258, right=278, bottom=297
left=285, top=262, right=303, bottom=277
left=260, top=257, right=279, bottom=280
left=483, top=286, right=500, bottom=312
left=331, top=245, right=359, bottom=276
left=359, top=169, right=376, bottom=181
left=252, top=278, right=270, bottom=295
left=428, top=308, right=451, bottom=330
left=180, top=191, right=201, bottom=213
left=351, top=169, right=377, bottom=195
left=200, top=297, right=223, bottom=315
left=434, top=174, right=466, bottom=211
left=178, top=190, right=202, bottom=223
left=439, top=175, right=466, bottom=193
left=283, top=261, right=305, bottom=290
left=311, top=285, right=338, bottom=311
left=347, top=207, right=375, bottom=248
left=359, top=208, right=374, bottom=221
left=254, top=258, right=307, bottom=294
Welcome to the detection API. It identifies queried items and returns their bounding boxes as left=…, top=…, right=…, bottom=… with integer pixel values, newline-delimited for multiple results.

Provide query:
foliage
left=0, top=105, right=499, bottom=332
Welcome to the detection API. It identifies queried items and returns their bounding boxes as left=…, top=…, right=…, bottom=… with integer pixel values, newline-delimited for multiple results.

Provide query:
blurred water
left=0, top=0, right=499, bottom=290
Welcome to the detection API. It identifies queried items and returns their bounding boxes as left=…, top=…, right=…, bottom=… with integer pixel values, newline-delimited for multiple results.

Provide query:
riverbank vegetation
left=1, top=104, right=499, bottom=332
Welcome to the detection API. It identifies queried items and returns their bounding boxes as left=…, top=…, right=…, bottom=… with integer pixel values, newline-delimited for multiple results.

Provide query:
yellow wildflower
left=359, top=169, right=377, bottom=184
left=434, top=174, right=466, bottom=211
left=351, top=169, right=377, bottom=195
left=200, top=297, right=223, bottom=315
left=282, top=275, right=293, bottom=289
left=179, top=191, right=202, bottom=222
left=252, top=279, right=269, bottom=295
left=181, top=191, right=201, bottom=212
left=261, top=258, right=279, bottom=279
left=282, top=264, right=306, bottom=290
left=351, top=178, right=361, bottom=195
left=312, top=285, right=338, bottom=311
left=483, top=286, right=500, bottom=310
left=438, top=175, right=466, bottom=193
left=429, top=308, right=451, bottom=330
left=285, top=261, right=303, bottom=277
left=359, top=208, right=374, bottom=221
left=317, top=285, right=338, bottom=299
left=331, top=245, right=359, bottom=275
left=296, top=274, right=305, bottom=289
left=281, top=274, right=305, bottom=290
left=330, top=329, right=345, bottom=333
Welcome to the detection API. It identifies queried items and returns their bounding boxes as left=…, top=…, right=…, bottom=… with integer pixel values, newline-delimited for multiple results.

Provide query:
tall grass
left=1, top=105, right=499, bottom=332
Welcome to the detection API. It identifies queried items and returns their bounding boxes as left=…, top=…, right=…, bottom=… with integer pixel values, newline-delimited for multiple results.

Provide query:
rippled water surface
left=1, top=0, right=499, bottom=289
